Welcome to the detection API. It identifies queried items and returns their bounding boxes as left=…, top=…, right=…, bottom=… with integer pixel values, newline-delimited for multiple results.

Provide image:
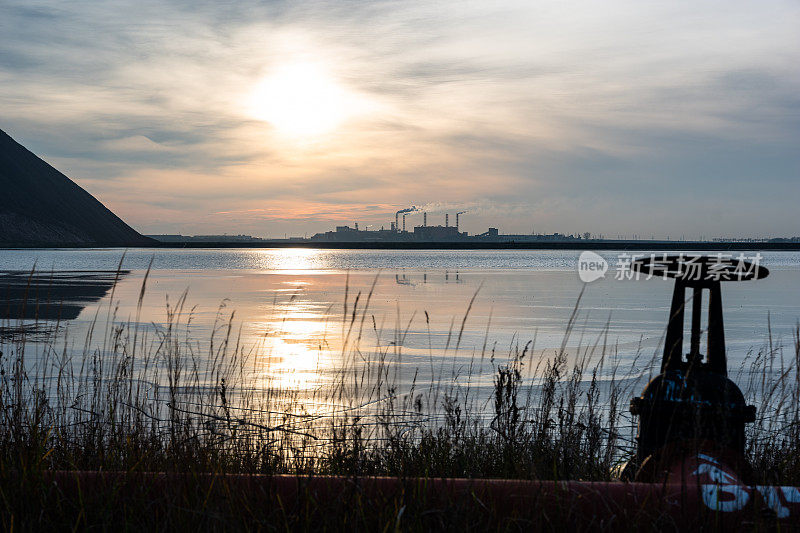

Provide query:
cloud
left=0, top=0, right=798, bottom=237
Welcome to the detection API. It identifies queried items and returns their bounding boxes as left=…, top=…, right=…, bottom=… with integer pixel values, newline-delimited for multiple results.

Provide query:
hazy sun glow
left=248, top=63, right=350, bottom=138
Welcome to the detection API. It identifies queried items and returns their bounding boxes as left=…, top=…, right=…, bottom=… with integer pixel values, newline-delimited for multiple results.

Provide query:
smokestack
left=423, top=212, right=427, bottom=226
left=445, top=214, right=449, bottom=227
left=456, top=211, right=466, bottom=232
left=395, top=206, right=418, bottom=233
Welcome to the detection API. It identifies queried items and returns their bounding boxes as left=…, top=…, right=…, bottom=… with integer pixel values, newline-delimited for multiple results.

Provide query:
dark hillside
left=0, top=128, right=152, bottom=246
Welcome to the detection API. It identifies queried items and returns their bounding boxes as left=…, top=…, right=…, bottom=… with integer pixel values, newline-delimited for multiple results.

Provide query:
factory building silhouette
left=310, top=207, right=577, bottom=243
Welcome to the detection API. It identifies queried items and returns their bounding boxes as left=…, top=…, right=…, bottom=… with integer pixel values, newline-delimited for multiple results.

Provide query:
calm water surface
left=1, top=248, right=798, bottom=409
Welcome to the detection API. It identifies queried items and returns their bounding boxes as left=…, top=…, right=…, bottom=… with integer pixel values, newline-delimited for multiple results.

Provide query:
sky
left=0, top=0, right=798, bottom=239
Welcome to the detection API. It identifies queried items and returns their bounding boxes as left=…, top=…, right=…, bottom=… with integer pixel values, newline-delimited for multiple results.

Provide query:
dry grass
left=0, top=267, right=797, bottom=530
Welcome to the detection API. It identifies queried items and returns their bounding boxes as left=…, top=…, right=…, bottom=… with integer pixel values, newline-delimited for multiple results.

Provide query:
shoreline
left=2, top=240, right=800, bottom=251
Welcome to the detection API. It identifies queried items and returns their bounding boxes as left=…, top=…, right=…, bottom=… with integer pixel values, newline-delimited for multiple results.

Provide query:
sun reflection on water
left=256, top=249, right=338, bottom=395
left=253, top=248, right=332, bottom=273
left=260, top=304, right=334, bottom=393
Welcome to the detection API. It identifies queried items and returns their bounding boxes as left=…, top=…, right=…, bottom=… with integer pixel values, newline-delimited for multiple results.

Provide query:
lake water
left=1, top=248, right=798, bottom=417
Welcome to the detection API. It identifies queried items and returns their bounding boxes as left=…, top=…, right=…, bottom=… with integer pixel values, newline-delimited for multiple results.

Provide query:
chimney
left=403, top=213, right=407, bottom=232
left=445, top=214, right=449, bottom=227
left=423, top=212, right=427, bottom=226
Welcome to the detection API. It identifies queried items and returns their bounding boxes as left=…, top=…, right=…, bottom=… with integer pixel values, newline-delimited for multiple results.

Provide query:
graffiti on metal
left=691, top=454, right=800, bottom=517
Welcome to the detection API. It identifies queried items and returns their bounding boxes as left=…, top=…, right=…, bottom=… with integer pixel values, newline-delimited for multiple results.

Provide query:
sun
left=248, top=63, right=350, bottom=138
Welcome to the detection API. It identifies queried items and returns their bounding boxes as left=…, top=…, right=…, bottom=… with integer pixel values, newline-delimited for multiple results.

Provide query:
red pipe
left=43, top=460, right=800, bottom=528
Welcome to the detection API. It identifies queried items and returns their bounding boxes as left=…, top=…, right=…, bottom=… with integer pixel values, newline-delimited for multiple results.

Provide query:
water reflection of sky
left=3, top=249, right=799, bottom=404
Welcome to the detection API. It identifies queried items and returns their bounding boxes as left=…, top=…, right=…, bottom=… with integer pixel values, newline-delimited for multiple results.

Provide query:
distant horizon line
left=144, top=232, right=800, bottom=244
